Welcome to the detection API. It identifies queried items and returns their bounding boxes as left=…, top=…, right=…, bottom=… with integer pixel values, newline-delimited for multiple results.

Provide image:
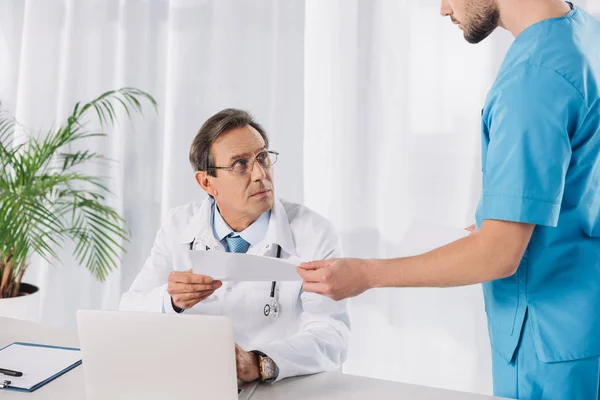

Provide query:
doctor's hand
left=298, top=258, right=374, bottom=301
left=235, top=344, right=260, bottom=382
left=167, top=270, right=222, bottom=310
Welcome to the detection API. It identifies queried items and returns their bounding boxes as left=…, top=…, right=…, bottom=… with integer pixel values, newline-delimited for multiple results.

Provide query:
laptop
left=76, top=310, right=258, bottom=400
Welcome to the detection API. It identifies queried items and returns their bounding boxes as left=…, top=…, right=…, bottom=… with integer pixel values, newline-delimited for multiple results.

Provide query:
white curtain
left=0, top=0, right=305, bottom=328
left=303, top=0, right=510, bottom=395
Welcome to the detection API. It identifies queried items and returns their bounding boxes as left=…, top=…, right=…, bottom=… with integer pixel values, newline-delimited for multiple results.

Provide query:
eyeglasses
left=210, top=150, right=279, bottom=175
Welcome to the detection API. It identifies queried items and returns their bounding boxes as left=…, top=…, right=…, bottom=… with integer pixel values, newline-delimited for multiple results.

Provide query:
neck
left=500, top=0, right=572, bottom=38
left=217, top=205, right=259, bottom=233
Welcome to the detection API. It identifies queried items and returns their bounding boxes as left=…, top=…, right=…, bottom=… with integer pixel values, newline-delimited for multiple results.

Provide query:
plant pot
left=0, top=283, right=40, bottom=322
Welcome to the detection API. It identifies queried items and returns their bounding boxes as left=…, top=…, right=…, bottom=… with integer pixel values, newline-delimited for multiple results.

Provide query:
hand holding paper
left=167, top=270, right=223, bottom=310
left=299, top=221, right=473, bottom=300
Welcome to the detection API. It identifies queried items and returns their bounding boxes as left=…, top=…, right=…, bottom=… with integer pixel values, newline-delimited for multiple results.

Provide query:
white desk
left=0, top=317, right=504, bottom=399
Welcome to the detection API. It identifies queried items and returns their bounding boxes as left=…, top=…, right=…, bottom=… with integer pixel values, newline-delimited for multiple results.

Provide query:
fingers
left=168, top=271, right=223, bottom=310
left=171, top=290, right=216, bottom=309
left=299, top=266, right=335, bottom=295
left=167, top=281, right=222, bottom=295
left=174, top=291, right=216, bottom=302
left=297, top=267, right=326, bottom=283
left=168, top=270, right=221, bottom=295
left=169, top=270, right=216, bottom=285
left=298, top=259, right=337, bottom=270
left=299, top=264, right=345, bottom=300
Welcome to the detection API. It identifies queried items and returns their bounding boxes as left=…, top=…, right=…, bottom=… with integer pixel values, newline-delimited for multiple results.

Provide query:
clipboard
left=0, top=342, right=82, bottom=392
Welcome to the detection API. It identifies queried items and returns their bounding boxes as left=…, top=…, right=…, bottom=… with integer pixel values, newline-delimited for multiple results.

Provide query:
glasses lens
left=256, top=152, right=277, bottom=168
left=265, top=152, right=278, bottom=167
left=232, top=159, right=249, bottom=174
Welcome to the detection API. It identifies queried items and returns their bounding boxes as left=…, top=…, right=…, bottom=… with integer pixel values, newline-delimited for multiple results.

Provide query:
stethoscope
left=190, top=240, right=281, bottom=321
left=263, top=245, right=281, bottom=321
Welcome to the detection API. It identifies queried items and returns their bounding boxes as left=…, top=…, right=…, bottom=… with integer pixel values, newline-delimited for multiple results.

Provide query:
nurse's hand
left=167, top=270, right=222, bottom=310
left=298, top=258, right=373, bottom=301
left=465, top=224, right=476, bottom=234
left=235, top=344, right=260, bottom=382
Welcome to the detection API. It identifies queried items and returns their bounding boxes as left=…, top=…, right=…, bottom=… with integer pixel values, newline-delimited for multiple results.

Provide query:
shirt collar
left=179, top=197, right=297, bottom=257
left=212, top=201, right=270, bottom=247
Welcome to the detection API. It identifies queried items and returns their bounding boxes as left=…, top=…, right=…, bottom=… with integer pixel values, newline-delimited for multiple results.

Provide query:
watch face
left=261, top=356, right=276, bottom=379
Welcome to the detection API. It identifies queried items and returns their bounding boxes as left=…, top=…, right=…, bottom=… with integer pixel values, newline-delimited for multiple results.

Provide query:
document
left=0, top=343, right=81, bottom=391
left=397, top=220, right=470, bottom=257
left=190, top=251, right=303, bottom=281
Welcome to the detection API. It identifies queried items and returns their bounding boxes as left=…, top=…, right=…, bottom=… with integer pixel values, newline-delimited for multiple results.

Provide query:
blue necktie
left=225, top=234, right=250, bottom=254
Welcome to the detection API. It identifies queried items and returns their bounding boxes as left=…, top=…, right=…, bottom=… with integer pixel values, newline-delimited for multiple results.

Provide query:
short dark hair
left=189, top=109, right=269, bottom=176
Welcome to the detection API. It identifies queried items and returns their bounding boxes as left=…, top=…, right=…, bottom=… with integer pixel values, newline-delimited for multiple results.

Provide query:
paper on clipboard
left=0, top=343, right=81, bottom=391
left=190, top=251, right=303, bottom=281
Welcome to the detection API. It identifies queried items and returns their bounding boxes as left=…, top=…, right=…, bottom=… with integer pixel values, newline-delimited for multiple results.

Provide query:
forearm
left=369, top=231, right=521, bottom=289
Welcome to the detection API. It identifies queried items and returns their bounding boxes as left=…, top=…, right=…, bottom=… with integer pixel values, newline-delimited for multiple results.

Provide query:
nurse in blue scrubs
left=298, top=1, right=600, bottom=398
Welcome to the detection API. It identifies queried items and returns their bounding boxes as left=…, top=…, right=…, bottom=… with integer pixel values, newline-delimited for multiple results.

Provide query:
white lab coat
left=120, top=198, right=350, bottom=381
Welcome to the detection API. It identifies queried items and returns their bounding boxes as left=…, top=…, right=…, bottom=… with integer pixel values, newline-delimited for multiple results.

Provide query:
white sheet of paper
left=190, top=251, right=303, bottom=281
left=397, top=220, right=470, bottom=257
left=0, top=343, right=81, bottom=390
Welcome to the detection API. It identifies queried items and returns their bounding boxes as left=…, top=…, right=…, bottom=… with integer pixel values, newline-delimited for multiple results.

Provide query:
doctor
left=120, top=108, right=350, bottom=383
left=299, top=1, right=600, bottom=399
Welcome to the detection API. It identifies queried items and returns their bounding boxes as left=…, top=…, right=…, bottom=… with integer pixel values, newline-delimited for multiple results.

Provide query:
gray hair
left=189, top=109, right=269, bottom=176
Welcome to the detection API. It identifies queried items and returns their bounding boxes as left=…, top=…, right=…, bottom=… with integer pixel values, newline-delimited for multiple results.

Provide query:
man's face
left=203, top=125, right=275, bottom=220
left=440, top=0, right=500, bottom=44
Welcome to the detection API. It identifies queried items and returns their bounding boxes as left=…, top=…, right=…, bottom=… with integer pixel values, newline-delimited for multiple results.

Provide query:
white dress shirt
left=212, top=203, right=270, bottom=247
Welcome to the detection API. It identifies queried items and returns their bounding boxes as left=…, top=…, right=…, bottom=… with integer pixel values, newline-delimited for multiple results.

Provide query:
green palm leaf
left=0, top=88, right=156, bottom=298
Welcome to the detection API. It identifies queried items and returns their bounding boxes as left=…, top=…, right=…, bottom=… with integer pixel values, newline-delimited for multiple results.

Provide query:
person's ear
left=195, top=171, right=218, bottom=197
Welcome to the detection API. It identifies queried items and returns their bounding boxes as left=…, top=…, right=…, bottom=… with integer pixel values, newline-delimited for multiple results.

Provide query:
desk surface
left=0, top=317, right=503, bottom=400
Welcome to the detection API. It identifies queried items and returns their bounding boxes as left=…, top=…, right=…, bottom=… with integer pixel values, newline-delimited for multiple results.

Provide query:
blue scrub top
left=475, top=4, right=600, bottom=363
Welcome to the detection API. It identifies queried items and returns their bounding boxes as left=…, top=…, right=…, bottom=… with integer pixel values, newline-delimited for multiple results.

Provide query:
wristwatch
left=253, top=352, right=277, bottom=382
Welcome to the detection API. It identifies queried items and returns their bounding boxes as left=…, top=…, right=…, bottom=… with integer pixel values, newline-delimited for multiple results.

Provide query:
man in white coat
left=120, top=108, right=350, bottom=384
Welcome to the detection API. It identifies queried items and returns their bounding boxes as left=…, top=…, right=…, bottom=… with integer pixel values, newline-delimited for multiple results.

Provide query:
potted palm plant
left=0, top=88, right=156, bottom=321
